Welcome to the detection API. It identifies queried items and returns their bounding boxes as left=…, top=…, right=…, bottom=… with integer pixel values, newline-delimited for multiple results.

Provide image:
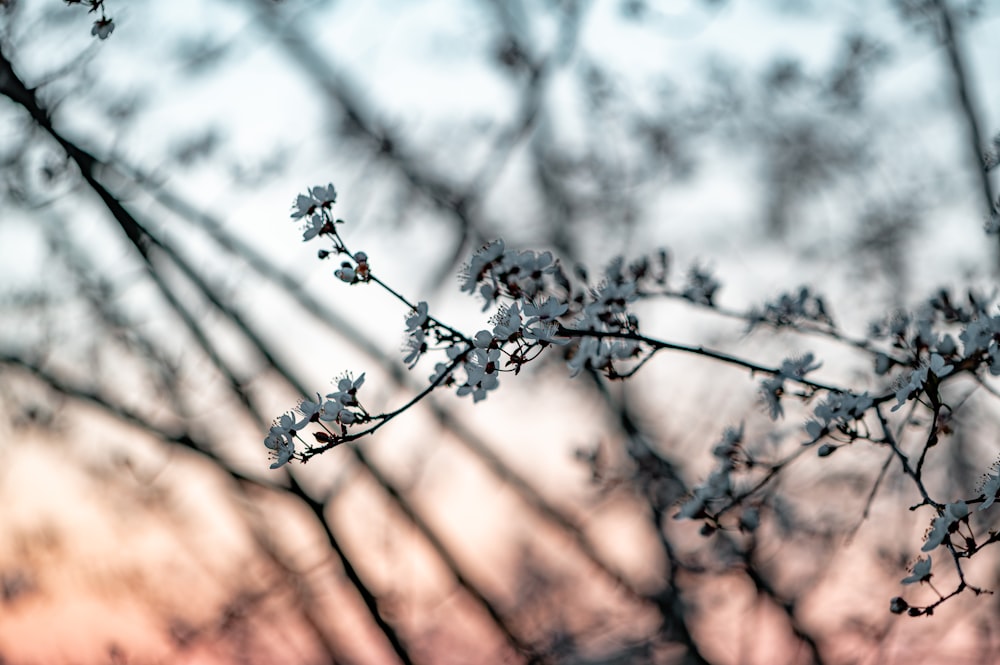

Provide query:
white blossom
left=460, top=240, right=505, bottom=295
left=327, top=373, right=365, bottom=406
left=91, top=17, right=114, bottom=39
left=978, top=471, right=1000, bottom=511
left=301, top=214, right=324, bottom=241
left=524, top=297, right=568, bottom=325
left=901, top=556, right=932, bottom=585
left=403, top=329, right=427, bottom=369
left=265, top=411, right=306, bottom=469
left=406, top=301, right=429, bottom=333
left=805, top=391, right=873, bottom=442
left=891, top=354, right=953, bottom=412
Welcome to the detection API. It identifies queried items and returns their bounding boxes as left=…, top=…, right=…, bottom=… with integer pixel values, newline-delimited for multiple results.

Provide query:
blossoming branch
left=266, top=182, right=1000, bottom=616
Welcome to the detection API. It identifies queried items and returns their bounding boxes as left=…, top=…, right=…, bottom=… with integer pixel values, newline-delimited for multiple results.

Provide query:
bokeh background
left=2, top=0, right=1000, bottom=663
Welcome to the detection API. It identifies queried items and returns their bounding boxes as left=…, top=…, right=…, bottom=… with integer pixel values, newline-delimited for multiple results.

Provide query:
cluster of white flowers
left=674, top=425, right=742, bottom=521
left=960, top=312, right=1000, bottom=374
left=804, top=390, right=873, bottom=444
left=891, top=354, right=952, bottom=411
left=759, top=353, right=822, bottom=419
left=265, top=373, right=367, bottom=468
left=460, top=240, right=557, bottom=307
left=267, top=182, right=1000, bottom=617
left=747, top=286, right=833, bottom=329
left=559, top=259, right=649, bottom=377
left=977, top=465, right=1000, bottom=512
left=680, top=264, right=720, bottom=306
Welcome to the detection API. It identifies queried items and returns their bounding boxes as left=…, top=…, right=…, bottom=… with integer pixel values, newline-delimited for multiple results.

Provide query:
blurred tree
left=0, top=1, right=998, bottom=663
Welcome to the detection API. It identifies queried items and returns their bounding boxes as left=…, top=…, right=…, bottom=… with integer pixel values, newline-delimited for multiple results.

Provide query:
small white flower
left=456, top=369, right=500, bottom=402
left=979, top=471, right=1000, bottom=511
left=477, top=283, right=498, bottom=309
left=921, top=501, right=968, bottom=552
left=318, top=400, right=343, bottom=422
left=524, top=297, right=568, bottom=325
left=327, top=373, right=365, bottom=405
left=296, top=395, right=323, bottom=422
left=960, top=315, right=1000, bottom=355
left=473, top=330, right=494, bottom=349
left=457, top=348, right=502, bottom=402
left=301, top=214, right=324, bottom=242
left=804, top=420, right=825, bottom=441
left=936, top=334, right=957, bottom=357
left=403, top=329, right=427, bottom=369
left=491, top=304, right=522, bottom=342
left=927, top=353, right=953, bottom=378
left=429, top=362, right=453, bottom=384
left=892, top=366, right=928, bottom=412
left=807, top=391, right=873, bottom=441
left=265, top=411, right=305, bottom=469
left=901, top=556, right=932, bottom=585
left=461, top=240, right=505, bottom=294
left=567, top=337, right=601, bottom=378
left=266, top=433, right=294, bottom=469
left=682, top=265, right=720, bottom=305
left=523, top=320, right=567, bottom=345
left=779, top=353, right=821, bottom=378
left=91, top=17, right=114, bottom=39
left=760, top=376, right=784, bottom=420
left=891, top=356, right=952, bottom=412
left=406, top=302, right=429, bottom=333
left=291, top=193, right=317, bottom=219
left=309, top=183, right=337, bottom=205
left=272, top=411, right=307, bottom=434
left=610, top=339, right=640, bottom=359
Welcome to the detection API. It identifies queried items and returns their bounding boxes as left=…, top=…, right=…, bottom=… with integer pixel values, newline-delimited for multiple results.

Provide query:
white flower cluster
left=267, top=182, right=1000, bottom=617
left=748, top=286, right=833, bottom=330
left=959, top=313, right=1000, bottom=374
left=891, top=354, right=952, bottom=411
left=459, top=240, right=557, bottom=308
left=681, top=264, right=720, bottom=306
left=804, top=391, right=873, bottom=442
left=674, top=424, right=758, bottom=532
left=266, top=374, right=366, bottom=468
left=268, top=186, right=684, bottom=464
left=759, top=353, right=822, bottom=419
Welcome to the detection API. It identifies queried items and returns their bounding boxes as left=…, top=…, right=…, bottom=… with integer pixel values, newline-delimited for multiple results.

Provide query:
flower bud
left=889, top=597, right=908, bottom=614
